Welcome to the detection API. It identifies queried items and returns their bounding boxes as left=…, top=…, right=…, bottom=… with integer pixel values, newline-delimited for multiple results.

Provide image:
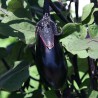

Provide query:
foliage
left=0, top=0, right=98, bottom=98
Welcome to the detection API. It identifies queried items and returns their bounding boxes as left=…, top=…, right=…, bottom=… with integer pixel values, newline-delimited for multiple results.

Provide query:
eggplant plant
left=35, top=14, right=67, bottom=89
left=0, top=0, right=98, bottom=98
left=35, top=0, right=67, bottom=90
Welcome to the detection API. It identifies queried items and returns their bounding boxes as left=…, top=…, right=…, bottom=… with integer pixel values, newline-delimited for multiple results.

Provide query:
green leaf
left=7, top=0, right=24, bottom=12
left=68, top=39, right=89, bottom=51
left=24, top=66, right=40, bottom=97
left=61, top=33, right=98, bottom=59
left=29, top=66, right=39, bottom=90
left=0, top=61, right=29, bottom=91
left=75, top=50, right=88, bottom=58
left=88, top=13, right=94, bottom=25
left=82, top=3, right=94, bottom=22
left=62, top=23, right=87, bottom=38
left=0, top=21, right=35, bottom=44
left=62, top=23, right=78, bottom=37
left=88, top=24, right=98, bottom=38
left=0, top=23, right=24, bottom=39
left=0, top=91, right=24, bottom=98
left=7, top=0, right=32, bottom=19
left=9, top=20, right=35, bottom=44
left=88, top=50, right=98, bottom=59
left=0, top=37, right=18, bottom=48
left=1, top=12, right=35, bottom=44
left=5, top=41, right=26, bottom=66
left=38, top=0, right=44, bottom=7
left=44, top=90, right=57, bottom=98
left=0, top=91, right=10, bottom=98
left=88, top=90, right=98, bottom=98
left=61, top=35, right=88, bottom=58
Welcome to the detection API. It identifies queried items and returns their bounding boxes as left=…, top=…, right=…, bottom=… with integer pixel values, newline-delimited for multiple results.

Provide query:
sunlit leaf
left=82, top=3, right=94, bottom=22
left=0, top=37, right=18, bottom=48
left=62, top=23, right=87, bottom=38
left=88, top=24, right=98, bottom=38
left=88, top=90, right=98, bottom=98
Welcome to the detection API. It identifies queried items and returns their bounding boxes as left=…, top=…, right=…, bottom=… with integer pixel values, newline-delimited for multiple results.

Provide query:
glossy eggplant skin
left=35, top=14, right=67, bottom=89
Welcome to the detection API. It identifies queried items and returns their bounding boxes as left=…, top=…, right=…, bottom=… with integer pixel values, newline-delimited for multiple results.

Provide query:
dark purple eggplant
left=35, top=13, right=67, bottom=89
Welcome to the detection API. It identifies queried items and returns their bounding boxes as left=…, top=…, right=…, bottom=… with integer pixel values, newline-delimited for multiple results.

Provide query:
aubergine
left=35, top=13, right=67, bottom=89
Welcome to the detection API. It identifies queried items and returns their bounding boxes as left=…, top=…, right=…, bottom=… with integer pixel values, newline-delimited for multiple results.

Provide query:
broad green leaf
left=82, top=7, right=98, bottom=24
left=29, top=65, right=39, bottom=90
left=7, top=0, right=32, bottom=19
left=88, top=12, right=94, bottom=25
left=88, top=50, right=98, bottom=59
left=68, top=39, right=89, bottom=51
left=0, top=23, right=24, bottom=39
left=88, top=90, right=98, bottom=98
left=61, top=35, right=88, bottom=58
left=87, top=38, right=98, bottom=59
left=75, top=50, right=88, bottom=58
left=62, top=23, right=78, bottom=37
left=0, top=91, right=10, bottom=98
left=25, top=65, right=39, bottom=98
left=1, top=12, right=35, bottom=44
left=9, top=20, right=35, bottom=44
left=24, top=66, right=40, bottom=97
left=2, top=12, right=32, bottom=23
left=88, top=24, right=98, bottom=38
left=61, top=33, right=98, bottom=59
left=62, top=23, right=87, bottom=38
left=0, top=37, right=18, bottom=48
left=5, top=41, right=25, bottom=65
left=0, top=61, right=30, bottom=91
left=0, top=21, right=35, bottom=44
left=82, top=3, right=94, bottom=22
left=7, top=0, right=24, bottom=12
left=38, top=0, right=44, bottom=7
left=0, top=91, right=24, bottom=98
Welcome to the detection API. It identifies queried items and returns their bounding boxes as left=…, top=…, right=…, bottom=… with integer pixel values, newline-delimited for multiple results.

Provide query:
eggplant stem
left=48, top=0, right=70, bottom=23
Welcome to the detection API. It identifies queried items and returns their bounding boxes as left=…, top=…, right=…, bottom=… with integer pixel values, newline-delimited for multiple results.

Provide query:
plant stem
left=75, top=0, right=79, bottom=22
left=71, top=55, right=86, bottom=98
left=55, top=90, right=63, bottom=98
left=48, top=0, right=69, bottom=23
left=88, top=57, right=98, bottom=90
left=43, top=0, right=50, bottom=14
left=81, top=70, right=88, bottom=81
left=30, top=76, right=40, bottom=82
left=1, top=58, right=10, bottom=70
